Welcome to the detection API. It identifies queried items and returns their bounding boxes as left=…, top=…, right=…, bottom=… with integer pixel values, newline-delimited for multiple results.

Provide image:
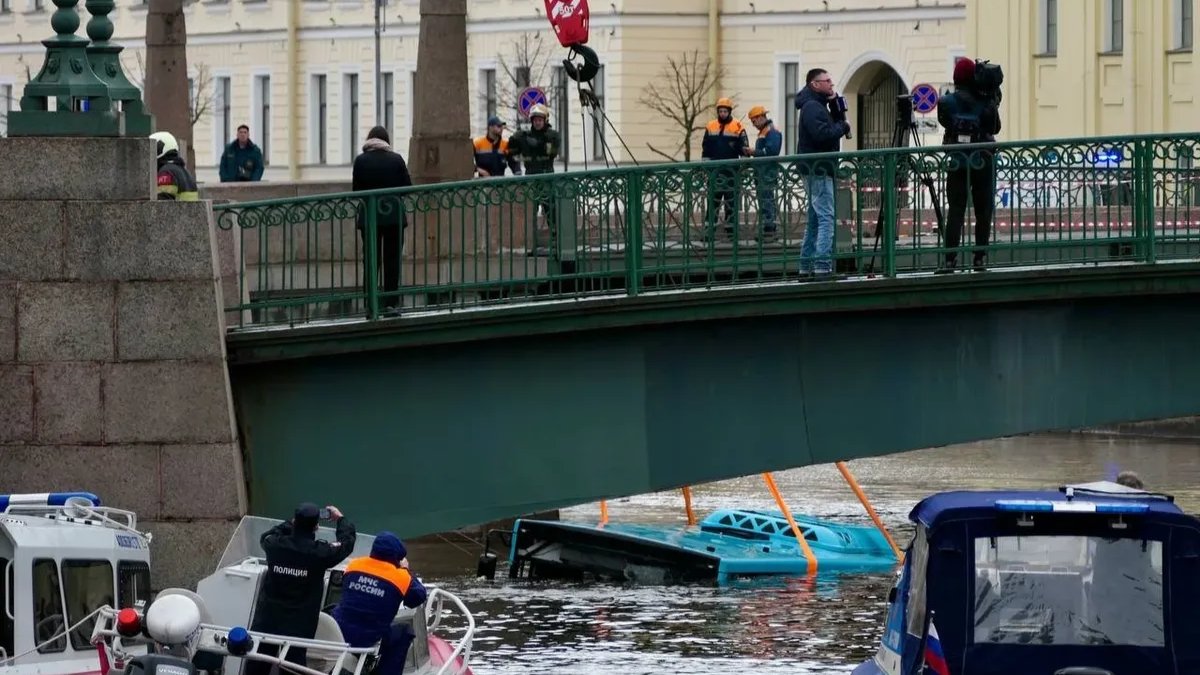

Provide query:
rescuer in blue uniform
left=332, top=533, right=428, bottom=675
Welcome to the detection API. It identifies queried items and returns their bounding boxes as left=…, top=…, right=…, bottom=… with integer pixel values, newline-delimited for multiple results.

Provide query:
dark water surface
left=411, top=434, right=1200, bottom=674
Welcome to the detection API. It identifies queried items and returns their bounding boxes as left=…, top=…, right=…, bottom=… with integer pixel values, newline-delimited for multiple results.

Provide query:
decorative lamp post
left=8, top=0, right=149, bottom=137
left=84, top=0, right=153, bottom=136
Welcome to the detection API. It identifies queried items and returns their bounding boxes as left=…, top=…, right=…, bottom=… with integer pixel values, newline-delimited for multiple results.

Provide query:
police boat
left=189, top=515, right=475, bottom=675
left=854, top=481, right=1200, bottom=675
left=0, top=491, right=153, bottom=675
left=482, top=466, right=903, bottom=585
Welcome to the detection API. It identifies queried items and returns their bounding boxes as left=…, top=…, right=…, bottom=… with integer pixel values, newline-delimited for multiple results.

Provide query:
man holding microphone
left=795, top=68, right=851, bottom=279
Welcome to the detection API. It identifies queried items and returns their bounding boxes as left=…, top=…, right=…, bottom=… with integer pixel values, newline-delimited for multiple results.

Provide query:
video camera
left=971, top=59, right=1004, bottom=105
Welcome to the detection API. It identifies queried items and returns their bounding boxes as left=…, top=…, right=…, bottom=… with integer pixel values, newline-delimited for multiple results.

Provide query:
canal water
left=412, top=434, right=1200, bottom=674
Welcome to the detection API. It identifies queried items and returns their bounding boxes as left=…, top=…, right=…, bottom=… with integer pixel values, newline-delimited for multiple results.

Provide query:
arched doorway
left=842, top=60, right=909, bottom=209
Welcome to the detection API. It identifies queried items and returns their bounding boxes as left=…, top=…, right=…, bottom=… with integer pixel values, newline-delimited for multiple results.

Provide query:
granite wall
left=0, top=137, right=245, bottom=590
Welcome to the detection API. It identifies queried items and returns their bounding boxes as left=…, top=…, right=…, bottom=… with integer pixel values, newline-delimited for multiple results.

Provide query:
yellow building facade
left=0, top=0, right=971, bottom=182
left=968, top=0, right=1199, bottom=141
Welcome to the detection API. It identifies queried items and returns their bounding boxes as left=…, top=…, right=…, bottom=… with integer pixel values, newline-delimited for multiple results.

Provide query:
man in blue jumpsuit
left=332, top=533, right=427, bottom=675
left=744, top=105, right=783, bottom=237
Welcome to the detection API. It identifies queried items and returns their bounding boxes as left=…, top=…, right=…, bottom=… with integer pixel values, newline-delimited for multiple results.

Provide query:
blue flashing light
left=1095, top=502, right=1150, bottom=514
left=227, top=626, right=252, bottom=656
left=996, top=500, right=1055, bottom=512
left=47, top=492, right=102, bottom=507
left=0, top=492, right=101, bottom=513
left=996, top=499, right=1150, bottom=514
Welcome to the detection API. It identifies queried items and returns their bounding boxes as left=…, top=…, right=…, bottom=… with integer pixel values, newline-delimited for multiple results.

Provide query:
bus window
left=61, top=560, right=114, bottom=651
left=32, top=559, right=66, bottom=654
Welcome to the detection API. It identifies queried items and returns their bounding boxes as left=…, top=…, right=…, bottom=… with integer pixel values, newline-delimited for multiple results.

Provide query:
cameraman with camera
left=938, top=57, right=1003, bottom=272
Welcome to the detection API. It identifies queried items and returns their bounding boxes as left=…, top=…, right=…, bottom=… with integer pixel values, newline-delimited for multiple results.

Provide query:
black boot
left=936, top=255, right=957, bottom=275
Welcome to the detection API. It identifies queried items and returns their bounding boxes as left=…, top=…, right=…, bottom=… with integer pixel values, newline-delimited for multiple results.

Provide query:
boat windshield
left=216, top=516, right=378, bottom=571
left=973, top=535, right=1164, bottom=647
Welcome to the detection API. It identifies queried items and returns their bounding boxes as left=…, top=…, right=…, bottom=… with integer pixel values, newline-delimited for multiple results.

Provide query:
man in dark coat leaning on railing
left=353, top=126, right=412, bottom=315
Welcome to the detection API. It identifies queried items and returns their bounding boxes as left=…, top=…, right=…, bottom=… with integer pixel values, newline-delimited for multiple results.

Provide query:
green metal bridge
left=215, top=133, right=1200, bottom=536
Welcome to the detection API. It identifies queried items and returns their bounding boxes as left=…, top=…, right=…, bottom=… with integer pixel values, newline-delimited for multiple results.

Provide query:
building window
left=590, top=65, right=606, bottom=161
left=1107, top=0, right=1123, bottom=52
left=480, top=68, right=497, bottom=129
left=0, top=1, right=11, bottom=14
left=187, top=76, right=195, bottom=121
left=552, top=65, right=569, bottom=169
left=254, top=74, right=270, bottom=165
left=32, top=559, right=65, bottom=654
left=312, top=74, right=327, bottom=164
left=0, top=84, right=11, bottom=138
left=1040, top=0, right=1058, bottom=55
left=407, top=70, right=417, bottom=144
left=344, top=73, right=359, bottom=162
left=381, top=72, right=394, bottom=135
left=216, top=76, right=231, bottom=149
left=779, top=62, right=800, bottom=155
left=62, top=560, right=113, bottom=650
left=32, top=0, right=43, bottom=10
left=1178, top=0, right=1195, bottom=50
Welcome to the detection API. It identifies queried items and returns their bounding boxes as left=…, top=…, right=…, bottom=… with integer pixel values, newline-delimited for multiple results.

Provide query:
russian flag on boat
left=924, top=621, right=949, bottom=675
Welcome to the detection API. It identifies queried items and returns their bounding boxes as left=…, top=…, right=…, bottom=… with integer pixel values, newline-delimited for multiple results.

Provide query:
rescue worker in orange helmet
left=700, top=97, right=749, bottom=239
left=745, top=105, right=783, bottom=237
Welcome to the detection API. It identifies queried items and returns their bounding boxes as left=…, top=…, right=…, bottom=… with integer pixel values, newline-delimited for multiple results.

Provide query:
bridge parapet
left=212, top=133, right=1200, bottom=330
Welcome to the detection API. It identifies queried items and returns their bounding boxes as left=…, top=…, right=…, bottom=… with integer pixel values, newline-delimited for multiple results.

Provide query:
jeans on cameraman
left=801, top=174, right=835, bottom=274
left=945, top=149, right=996, bottom=267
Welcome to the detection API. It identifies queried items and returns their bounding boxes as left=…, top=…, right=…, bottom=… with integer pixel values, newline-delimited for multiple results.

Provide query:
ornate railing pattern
left=213, top=133, right=1200, bottom=329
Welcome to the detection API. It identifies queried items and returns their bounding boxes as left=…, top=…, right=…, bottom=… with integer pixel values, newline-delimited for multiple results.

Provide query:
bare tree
left=145, top=0, right=194, bottom=168
left=639, top=50, right=728, bottom=162
left=124, top=51, right=216, bottom=127
left=493, top=33, right=553, bottom=129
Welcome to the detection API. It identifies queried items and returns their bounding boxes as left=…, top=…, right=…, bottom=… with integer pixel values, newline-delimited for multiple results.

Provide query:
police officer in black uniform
left=245, top=503, right=357, bottom=675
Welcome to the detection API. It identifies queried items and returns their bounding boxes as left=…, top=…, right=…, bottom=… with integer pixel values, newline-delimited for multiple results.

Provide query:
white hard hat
left=529, top=104, right=550, bottom=119
left=149, top=131, right=179, bottom=159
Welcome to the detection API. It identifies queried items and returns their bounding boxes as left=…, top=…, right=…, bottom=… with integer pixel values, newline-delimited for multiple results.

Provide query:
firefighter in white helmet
left=508, top=103, right=559, bottom=176
left=507, top=103, right=562, bottom=246
left=149, top=131, right=199, bottom=201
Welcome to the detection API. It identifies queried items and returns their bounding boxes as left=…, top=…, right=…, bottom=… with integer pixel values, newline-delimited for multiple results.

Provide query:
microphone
left=831, top=94, right=852, bottom=140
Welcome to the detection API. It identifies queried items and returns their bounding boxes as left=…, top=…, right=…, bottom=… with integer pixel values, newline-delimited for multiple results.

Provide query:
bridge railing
left=212, top=133, right=1200, bottom=328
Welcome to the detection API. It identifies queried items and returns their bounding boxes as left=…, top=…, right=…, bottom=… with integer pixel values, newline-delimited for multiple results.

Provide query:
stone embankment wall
left=0, top=137, right=245, bottom=590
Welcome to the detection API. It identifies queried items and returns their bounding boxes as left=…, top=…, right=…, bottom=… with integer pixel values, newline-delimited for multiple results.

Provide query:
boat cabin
left=854, top=481, right=1200, bottom=675
left=0, top=492, right=152, bottom=675
left=194, top=516, right=434, bottom=675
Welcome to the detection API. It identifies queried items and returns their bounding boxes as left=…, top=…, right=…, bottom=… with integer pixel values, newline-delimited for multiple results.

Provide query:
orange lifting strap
left=836, top=461, right=903, bottom=561
left=762, top=472, right=819, bottom=576
left=681, top=486, right=697, bottom=526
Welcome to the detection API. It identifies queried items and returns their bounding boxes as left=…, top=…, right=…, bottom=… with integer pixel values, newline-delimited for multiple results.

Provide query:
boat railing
left=90, top=606, right=380, bottom=675
left=425, top=587, right=475, bottom=675
left=4, top=503, right=144, bottom=537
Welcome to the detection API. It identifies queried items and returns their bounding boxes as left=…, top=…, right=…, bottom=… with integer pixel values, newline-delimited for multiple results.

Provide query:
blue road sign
left=518, top=86, right=548, bottom=118
left=911, top=83, right=939, bottom=114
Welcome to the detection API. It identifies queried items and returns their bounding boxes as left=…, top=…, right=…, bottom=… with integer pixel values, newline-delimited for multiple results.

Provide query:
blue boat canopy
left=856, top=481, right=1200, bottom=675
left=909, top=482, right=1183, bottom=529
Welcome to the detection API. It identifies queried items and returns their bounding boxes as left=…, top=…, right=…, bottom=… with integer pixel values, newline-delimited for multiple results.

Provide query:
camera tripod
left=864, top=95, right=946, bottom=275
